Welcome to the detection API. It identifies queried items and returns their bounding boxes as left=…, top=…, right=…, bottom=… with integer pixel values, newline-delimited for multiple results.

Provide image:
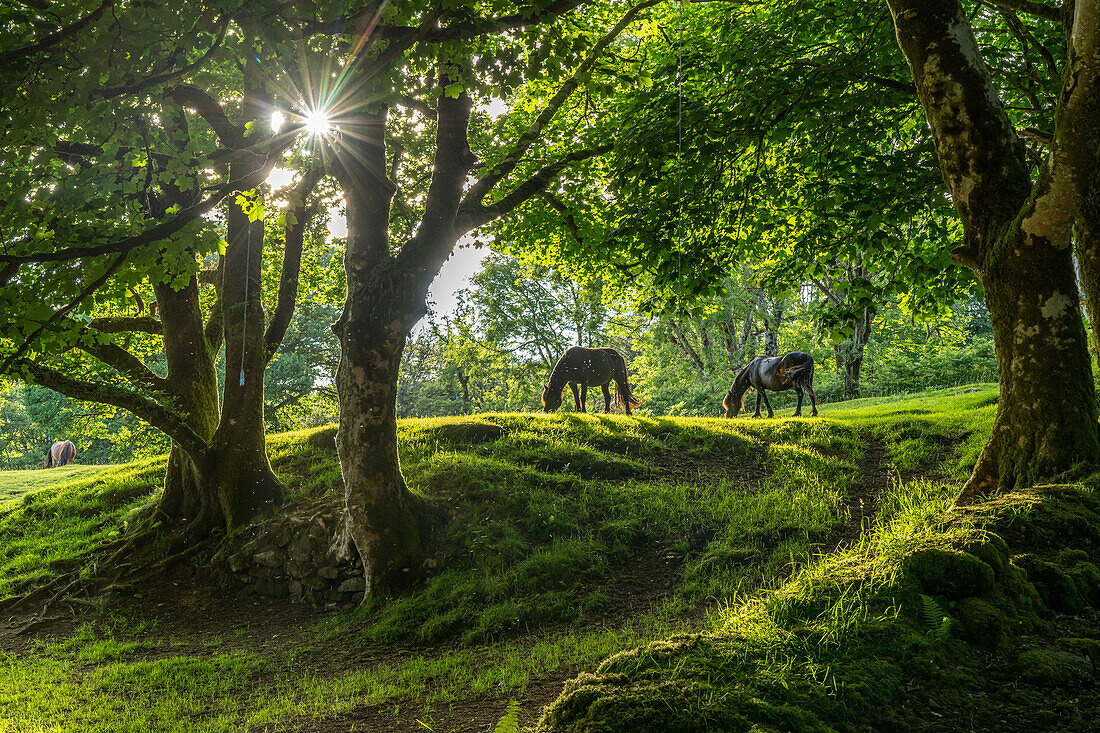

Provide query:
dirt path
left=821, top=438, right=888, bottom=555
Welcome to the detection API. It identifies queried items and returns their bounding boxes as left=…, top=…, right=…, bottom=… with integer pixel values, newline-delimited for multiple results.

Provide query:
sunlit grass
left=0, top=384, right=1008, bottom=732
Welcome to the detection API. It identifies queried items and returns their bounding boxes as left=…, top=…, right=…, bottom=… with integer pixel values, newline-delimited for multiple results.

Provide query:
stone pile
left=225, top=509, right=365, bottom=606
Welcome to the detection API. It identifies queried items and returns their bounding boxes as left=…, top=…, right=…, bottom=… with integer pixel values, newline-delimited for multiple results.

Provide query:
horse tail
left=58, top=441, right=75, bottom=466
left=609, top=349, right=641, bottom=411
left=43, top=446, right=54, bottom=468
left=786, top=358, right=815, bottom=387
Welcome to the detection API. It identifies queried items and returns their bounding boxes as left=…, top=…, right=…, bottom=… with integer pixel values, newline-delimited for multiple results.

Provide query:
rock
left=288, top=580, right=303, bottom=598
left=961, top=533, right=1010, bottom=575
left=955, top=598, right=1005, bottom=648
left=253, top=548, right=284, bottom=568
left=229, top=551, right=251, bottom=573
left=904, top=548, right=994, bottom=600
left=302, top=576, right=329, bottom=591
left=1013, top=648, right=1093, bottom=687
left=249, top=565, right=279, bottom=580
left=273, top=523, right=294, bottom=548
left=247, top=579, right=289, bottom=598
left=286, top=560, right=309, bottom=579
left=1016, top=555, right=1085, bottom=612
left=317, top=566, right=340, bottom=580
left=287, top=534, right=313, bottom=564
left=338, top=577, right=366, bottom=593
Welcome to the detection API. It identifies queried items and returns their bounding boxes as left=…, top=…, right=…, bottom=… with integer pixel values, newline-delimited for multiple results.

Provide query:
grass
left=0, top=464, right=114, bottom=503
left=1, top=383, right=1049, bottom=732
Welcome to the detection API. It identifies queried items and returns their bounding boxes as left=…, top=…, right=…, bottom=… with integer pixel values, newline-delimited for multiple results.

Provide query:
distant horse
left=542, top=346, right=641, bottom=415
left=39, top=440, right=77, bottom=468
left=723, top=352, right=818, bottom=418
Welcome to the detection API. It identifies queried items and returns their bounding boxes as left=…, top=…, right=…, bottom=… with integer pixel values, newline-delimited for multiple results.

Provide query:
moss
left=1014, top=555, right=1085, bottom=613
left=1065, top=561, right=1100, bottom=606
left=903, top=548, right=995, bottom=600
left=1012, top=648, right=1094, bottom=687
left=1063, top=637, right=1100, bottom=668
left=539, top=673, right=833, bottom=733
left=961, top=532, right=1009, bottom=574
left=954, top=598, right=1005, bottom=648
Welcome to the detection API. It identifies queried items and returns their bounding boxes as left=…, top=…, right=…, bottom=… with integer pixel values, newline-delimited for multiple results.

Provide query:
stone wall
left=225, top=508, right=365, bottom=606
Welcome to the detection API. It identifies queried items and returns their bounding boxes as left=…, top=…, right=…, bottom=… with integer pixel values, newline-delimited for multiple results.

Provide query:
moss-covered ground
left=1, top=384, right=1095, bottom=731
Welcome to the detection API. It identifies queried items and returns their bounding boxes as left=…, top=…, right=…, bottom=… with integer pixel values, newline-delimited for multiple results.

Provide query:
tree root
left=4, top=523, right=220, bottom=633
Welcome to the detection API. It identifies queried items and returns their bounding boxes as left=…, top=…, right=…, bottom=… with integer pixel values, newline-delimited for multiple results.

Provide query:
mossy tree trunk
left=1077, top=172, right=1100, bottom=376
left=330, top=98, right=473, bottom=594
left=888, top=0, right=1100, bottom=504
left=832, top=307, right=873, bottom=399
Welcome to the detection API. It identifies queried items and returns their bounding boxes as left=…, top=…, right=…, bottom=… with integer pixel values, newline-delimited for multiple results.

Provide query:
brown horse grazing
left=723, top=352, right=819, bottom=418
left=39, top=440, right=77, bottom=468
left=542, top=346, right=641, bottom=415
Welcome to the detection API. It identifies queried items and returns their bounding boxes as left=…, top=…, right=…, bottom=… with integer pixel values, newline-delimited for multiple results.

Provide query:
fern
left=494, top=700, right=522, bottom=733
left=918, top=594, right=951, bottom=639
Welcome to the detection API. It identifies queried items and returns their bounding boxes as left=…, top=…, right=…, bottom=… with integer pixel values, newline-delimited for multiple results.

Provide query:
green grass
left=0, top=464, right=114, bottom=503
left=2, top=383, right=1045, bottom=732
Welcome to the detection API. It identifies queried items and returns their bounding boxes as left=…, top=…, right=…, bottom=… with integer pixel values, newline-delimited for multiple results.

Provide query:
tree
left=886, top=0, right=1100, bottom=502
left=0, top=5, right=328, bottom=541
left=268, top=0, right=661, bottom=595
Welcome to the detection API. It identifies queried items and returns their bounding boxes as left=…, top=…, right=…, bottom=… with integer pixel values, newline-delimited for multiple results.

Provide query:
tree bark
left=330, top=106, right=442, bottom=595
left=1077, top=171, right=1100, bottom=376
left=832, top=307, right=873, bottom=398
left=889, top=0, right=1100, bottom=504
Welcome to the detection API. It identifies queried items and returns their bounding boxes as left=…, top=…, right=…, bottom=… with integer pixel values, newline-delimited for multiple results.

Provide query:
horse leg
left=602, top=384, right=612, bottom=413
left=753, top=392, right=763, bottom=418
left=761, top=389, right=775, bottom=418
left=794, top=386, right=804, bottom=417
left=807, top=382, right=819, bottom=417
left=580, top=383, right=588, bottom=413
left=569, top=382, right=581, bottom=411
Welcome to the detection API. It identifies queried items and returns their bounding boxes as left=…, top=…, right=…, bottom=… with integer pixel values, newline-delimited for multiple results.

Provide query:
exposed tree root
left=5, top=521, right=220, bottom=633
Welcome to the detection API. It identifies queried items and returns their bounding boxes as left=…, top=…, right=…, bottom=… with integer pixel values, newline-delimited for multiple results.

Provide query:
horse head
left=541, top=382, right=563, bottom=412
left=722, top=364, right=753, bottom=417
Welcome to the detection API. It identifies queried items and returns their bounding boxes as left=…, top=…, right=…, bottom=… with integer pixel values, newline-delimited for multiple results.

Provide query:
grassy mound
left=536, top=475, right=1100, bottom=732
left=0, top=384, right=1025, bottom=732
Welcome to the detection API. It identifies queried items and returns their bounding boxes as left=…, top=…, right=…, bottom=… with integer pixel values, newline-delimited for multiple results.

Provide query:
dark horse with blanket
left=39, top=440, right=77, bottom=468
left=723, top=352, right=819, bottom=418
left=542, top=346, right=641, bottom=415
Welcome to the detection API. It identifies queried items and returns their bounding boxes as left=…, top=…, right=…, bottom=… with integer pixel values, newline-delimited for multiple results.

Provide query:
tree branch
left=457, top=144, right=613, bottom=231
left=87, top=316, right=163, bottom=334
left=0, top=251, right=130, bottom=374
left=168, top=83, right=241, bottom=146
left=462, top=0, right=660, bottom=209
left=984, top=0, right=1064, bottom=22
left=100, top=17, right=229, bottom=99
left=264, top=167, right=323, bottom=361
left=0, top=0, right=115, bottom=65
left=297, top=0, right=584, bottom=41
left=1022, top=0, right=1100, bottom=247
left=14, top=359, right=208, bottom=458
left=1, top=138, right=289, bottom=265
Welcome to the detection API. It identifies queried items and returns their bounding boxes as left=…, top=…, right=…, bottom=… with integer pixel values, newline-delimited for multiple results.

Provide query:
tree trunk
left=889, top=0, right=1100, bottom=504
left=1078, top=175, right=1100, bottom=376
left=154, top=278, right=221, bottom=533
left=832, top=308, right=872, bottom=398
left=330, top=107, right=437, bottom=596
left=333, top=290, right=429, bottom=595
left=215, top=197, right=281, bottom=528
left=958, top=232, right=1099, bottom=502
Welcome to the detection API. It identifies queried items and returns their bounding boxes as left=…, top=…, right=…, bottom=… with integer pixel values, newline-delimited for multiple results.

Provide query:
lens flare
left=304, top=109, right=331, bottom=136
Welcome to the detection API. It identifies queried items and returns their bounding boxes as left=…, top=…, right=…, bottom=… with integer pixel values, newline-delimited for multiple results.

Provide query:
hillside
left=0, top=385, right=1097, bottom=731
